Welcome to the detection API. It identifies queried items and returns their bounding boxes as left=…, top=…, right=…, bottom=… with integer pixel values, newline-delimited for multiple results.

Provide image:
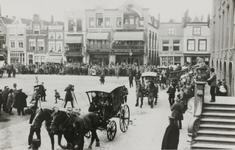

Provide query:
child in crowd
left=54, top=89, right=63, bottom=103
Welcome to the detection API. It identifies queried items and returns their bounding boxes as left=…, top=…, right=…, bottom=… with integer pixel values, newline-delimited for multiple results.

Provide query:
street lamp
left=129, top=49, right=133, bottom=64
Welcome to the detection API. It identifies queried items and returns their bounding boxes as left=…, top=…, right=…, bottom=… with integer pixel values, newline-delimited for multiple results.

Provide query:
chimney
left=51, top=15, right=54, bottom=23
left=201, top=15, right=204, bottom=22
left=0, top=5, right=1, bottom=16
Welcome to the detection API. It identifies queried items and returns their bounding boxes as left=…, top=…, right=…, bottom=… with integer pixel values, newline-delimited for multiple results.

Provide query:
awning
left=183, top=52, right=210, bottom=57
left=65, top=36, right=83, bottom=43
left=46, top=56, right=62, bottom=63
left=87, top=33, right=109, bottom=40
left=64, top=52, right=83, bottom=57
left=113, top=32, right=144, bottom=41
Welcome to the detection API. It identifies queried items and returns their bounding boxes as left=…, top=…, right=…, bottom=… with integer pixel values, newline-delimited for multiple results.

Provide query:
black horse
left=28, top=108, right=63, bottom=150
left=50, top=110, right=101, bottom=150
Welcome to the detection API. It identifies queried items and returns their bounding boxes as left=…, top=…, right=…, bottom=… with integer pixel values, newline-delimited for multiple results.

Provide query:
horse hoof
left=96, top=142, right=100, bottom=147
left=140, top=105, right=142, bottom=108
left=135, top=104, right=138, bottom=107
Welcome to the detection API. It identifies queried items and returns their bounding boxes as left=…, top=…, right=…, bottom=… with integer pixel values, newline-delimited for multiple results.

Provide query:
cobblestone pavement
left=0, top=75, right=194, bottom=150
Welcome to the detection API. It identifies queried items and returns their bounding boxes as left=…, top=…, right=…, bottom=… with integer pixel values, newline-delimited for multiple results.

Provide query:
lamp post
left=129, top=49, right=133, bottom=64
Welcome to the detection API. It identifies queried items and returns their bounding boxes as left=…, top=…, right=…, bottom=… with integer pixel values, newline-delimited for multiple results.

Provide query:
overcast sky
left=0, top=0, right=212, bottom=22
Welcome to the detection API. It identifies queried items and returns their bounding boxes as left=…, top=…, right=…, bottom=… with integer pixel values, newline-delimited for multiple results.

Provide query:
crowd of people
left=7, top=62, right=163, bottom=77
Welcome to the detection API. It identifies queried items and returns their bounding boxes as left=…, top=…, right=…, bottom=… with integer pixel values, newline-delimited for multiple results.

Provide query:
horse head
left=50, top=110, right=70, bottom=134
left=31, top=108, right=52, bottom=128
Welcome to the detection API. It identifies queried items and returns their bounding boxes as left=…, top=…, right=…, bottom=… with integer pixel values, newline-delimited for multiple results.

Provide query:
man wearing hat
left=13, top=89, right=28, bottom=116
left=38, top=82, right=46, bottom=102
left=2, top=86, right=10, bottom=113
left=64, top=84, right=75, bottom=108
left=161, top=116, right=180, bottom=149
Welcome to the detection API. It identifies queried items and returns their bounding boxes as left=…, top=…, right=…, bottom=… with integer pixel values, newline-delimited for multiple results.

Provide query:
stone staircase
left=191, top=101, right=235, bottom=149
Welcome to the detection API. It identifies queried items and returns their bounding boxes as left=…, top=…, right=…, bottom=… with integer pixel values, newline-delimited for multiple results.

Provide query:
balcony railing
left=112, top=44, right=144, bottom=49
left=123, top=24, right=137, bottom=29
left=86, top=44, right=110, bottom=49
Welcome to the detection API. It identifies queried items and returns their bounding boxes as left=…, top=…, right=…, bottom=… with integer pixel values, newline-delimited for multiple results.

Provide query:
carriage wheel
left=107, top=120, right=117, bottom=141
left=119, top=104, right=130, bottom=133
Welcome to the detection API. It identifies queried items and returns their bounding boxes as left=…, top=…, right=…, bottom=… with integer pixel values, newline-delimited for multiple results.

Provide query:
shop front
left=86, top=49, right=110, bottom=65
left=64, top=51, right=83, bottom=63
left=114, top=49, right=144, bottom=65
left=9, top=51, right=26, bottom=65
left=183, top=52, right=210, bottom=65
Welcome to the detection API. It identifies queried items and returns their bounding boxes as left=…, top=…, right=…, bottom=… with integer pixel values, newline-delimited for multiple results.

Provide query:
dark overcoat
left=64, top=87, right=73, bottom=102
left=13, top=92, right=28, bottom=109
left=161, top=123, right=180, bottom=149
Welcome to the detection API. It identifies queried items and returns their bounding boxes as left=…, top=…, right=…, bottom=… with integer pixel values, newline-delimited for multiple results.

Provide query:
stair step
left=200, top=124, right=235, bottom=129
left=201, top=118, right=235, bottom=123
left=198, top=130, right=235, bottom=135
left=195, top=136, right=235, bottom=143
left=202, top=112, right=235, bottom=117
left=191, top=143, right=235, bottom=149
left=204, top=107, right=235, bottom=111
left=204, top=102, right=235, bottom=106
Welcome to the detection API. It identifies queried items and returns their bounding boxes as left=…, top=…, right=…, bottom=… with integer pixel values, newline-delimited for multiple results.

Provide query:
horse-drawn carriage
left=135, top=72, right=159, bottom=108
left=49, top=84, right=130, bottom=150
left=86, top=84, right=130, bottom=141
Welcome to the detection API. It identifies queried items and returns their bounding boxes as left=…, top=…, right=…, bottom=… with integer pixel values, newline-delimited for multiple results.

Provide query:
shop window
left=187, top=39, right=195, bottom=51
left=96, top=13, right=103, bottom=27
left=173, top=40, right=180, bottom=51
left=198, top=39, right=207, bottom=51
left=174, top=56, right=181, bottom=65
left=193, top=27, right=201, bottom=35
left=35, top=56, right=40, bottom=64
left=41, top=56, right=45, bottom=64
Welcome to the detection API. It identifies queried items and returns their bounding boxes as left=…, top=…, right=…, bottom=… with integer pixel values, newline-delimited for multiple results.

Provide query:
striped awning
left=87, top=33, right=109, bottom=40
left=113, top=32, right=144, bottom=41
left=46, top=56, right=62, bottom=64
left=65, top=36, right=83, bottom=43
